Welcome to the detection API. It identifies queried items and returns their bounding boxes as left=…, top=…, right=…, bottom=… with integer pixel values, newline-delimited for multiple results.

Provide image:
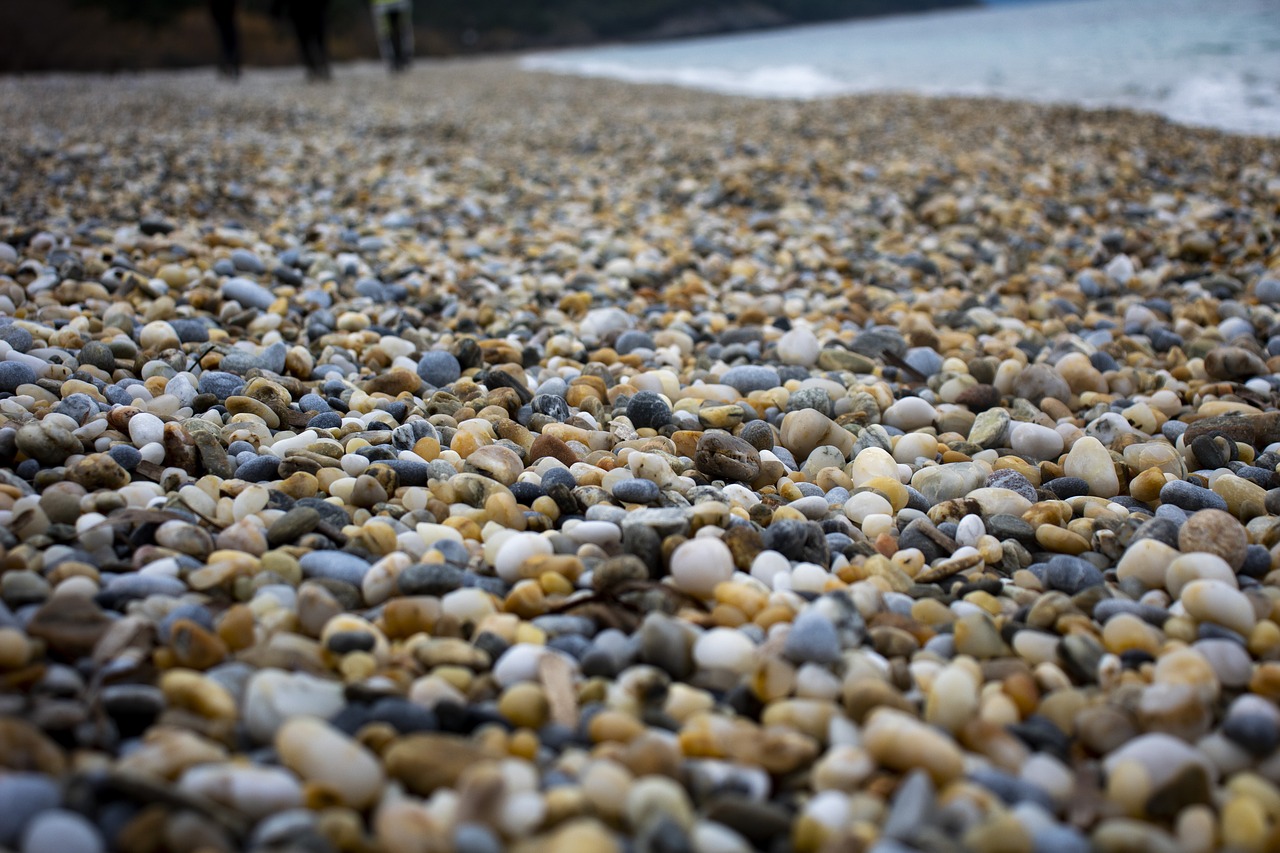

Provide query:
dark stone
left=399, top=562, right=465, bottom=597
left=702, top=797, right=792, bottom=848
left=1045, top=555, right=1105, bottom=595
left=530, top=394, right=570, bottom=422
left=1160, top=480, right=1228, bottom=512
left=898, top=517, right=956, bottom=562
left=1131, top=516, right=1181, bottom=548
left=1222, top=713, right=1280, bottom=755
left=986, top=468, right=1037, bottom=502
left=1043, top=476, right=1090, bottom=499
left=762, top=519, right=830, bottom=567
left=368, top=459, right=431, bottom=487
left=0, top=362, right=36, bottom=394
left=968, top=767, right=1056, bottom=811
left=627, top=391, right=673, bottom=430
left=1007, top=715, right=1072, bottom=762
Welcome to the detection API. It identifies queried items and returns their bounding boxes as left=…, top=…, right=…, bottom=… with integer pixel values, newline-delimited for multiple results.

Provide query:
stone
left=864, top=709, right=965, bottom=785
left=275, top=717, right=384, bottom=809
left=0, top=773, right=61, bottom=846
left=1177, top=509, right=1248, bottom=570
left=669, top=537, right=734, bottom=597
left=1063, top=436, right=1118, bottom=498
left=1180, top=580, right=1256, bottom=636
left=384, top=734, right=496, bottom=795
left=242, top=668, right=346, bottom=743
left=20, top=810, right=104, bottom=853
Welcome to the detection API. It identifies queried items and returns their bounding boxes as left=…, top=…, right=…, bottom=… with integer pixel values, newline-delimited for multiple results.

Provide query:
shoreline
left=1, top=60, right=1280, bottom=852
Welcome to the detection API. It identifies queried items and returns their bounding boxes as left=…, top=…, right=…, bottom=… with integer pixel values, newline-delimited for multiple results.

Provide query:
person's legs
left=294, top=4, right=329, bottom=80
left=387, top=10, right=405, bottom=72
left=311, top=3, right=331, bottom=79
left=210, top=0, right=240, bottom=78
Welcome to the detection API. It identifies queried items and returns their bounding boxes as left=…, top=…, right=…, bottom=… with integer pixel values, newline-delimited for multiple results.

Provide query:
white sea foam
left=521, top=0, right=1280, bottom=136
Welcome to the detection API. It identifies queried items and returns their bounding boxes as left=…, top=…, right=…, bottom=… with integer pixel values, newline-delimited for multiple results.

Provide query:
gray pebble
left=0, top=774, right=61, bottom=846
left=0, top=362, right=36, bottom=393
left=298, top=551, right=372, bottom=586
left=221, top=276, right=274, bottom=310
left=21, top=810, right=104, bottom=853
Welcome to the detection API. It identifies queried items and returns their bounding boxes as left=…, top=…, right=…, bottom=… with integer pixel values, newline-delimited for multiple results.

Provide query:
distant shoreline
left=0, top=0, right=979, bottom=75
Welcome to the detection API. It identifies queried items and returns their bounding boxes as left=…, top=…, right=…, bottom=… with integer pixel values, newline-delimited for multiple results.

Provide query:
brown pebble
left=1178, top=508, right=1248, bottom=570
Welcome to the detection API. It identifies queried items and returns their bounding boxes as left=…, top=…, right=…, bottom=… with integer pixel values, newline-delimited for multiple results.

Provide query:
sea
left=521, top=0, right=1280, bottom=137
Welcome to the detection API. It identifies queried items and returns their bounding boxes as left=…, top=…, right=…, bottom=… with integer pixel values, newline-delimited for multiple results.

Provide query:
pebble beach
left=2, top=58, right=1280, bottom=853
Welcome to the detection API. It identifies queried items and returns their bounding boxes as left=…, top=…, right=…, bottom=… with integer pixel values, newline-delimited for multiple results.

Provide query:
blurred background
left=0, top=0, right=985, bottom=73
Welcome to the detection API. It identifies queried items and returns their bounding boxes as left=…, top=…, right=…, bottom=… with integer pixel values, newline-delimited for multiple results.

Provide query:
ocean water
left=522, top=0, right=1280, bottom=136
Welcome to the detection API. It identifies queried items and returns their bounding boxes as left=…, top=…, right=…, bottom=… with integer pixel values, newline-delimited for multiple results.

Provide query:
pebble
left=670, top=537, right=735, bottom=597
left=20, top=810, right=104, bottom=853
left=0, top=774, right=61, bottom=846
left=275, top=716, right=385, bottom=809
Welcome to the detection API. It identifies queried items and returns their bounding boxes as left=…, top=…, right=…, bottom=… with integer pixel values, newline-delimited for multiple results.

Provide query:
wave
left=521, top=56, right=1280, bottom=136
left=520, top=57, right=851, bottom=100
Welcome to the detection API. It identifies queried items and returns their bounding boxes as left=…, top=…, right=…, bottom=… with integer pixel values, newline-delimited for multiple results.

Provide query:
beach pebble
left=670, top=537, right=735, bottom=597
left=20, top=810, right=104, bottom=853
left=275, top=717, right=385, bottom=809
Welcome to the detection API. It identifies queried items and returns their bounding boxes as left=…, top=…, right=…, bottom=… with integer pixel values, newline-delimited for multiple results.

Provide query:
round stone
left=627, top=391, right=673, bottom=430
left=669, top=537, right=734, bottom=597
left=1178, top=509, right=1248, bottom=570
left=20, top=810, right=104, bottom=853
left=0, top=362, right=37, bottom=394
left=417, top=351, right=462, bottom=386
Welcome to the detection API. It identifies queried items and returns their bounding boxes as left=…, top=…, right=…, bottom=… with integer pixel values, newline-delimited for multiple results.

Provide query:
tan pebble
left=1128, top=467, right=1168, bottom=504
left=864, top=708, right=964, bottom=784
left=161, top=669, right=237, bottom=720
left=1222, top=795, right=1270, bottom=853
left=580, top=760, right=633, bottom=823
left=1178, top=508, right=1248, bottom=569
left=0, top=627, right=30, bottom=669
left=513, top=818, right=621, bottom=853
left=278, top=471, right=318, bottom=499
left=1174, top=804, right=1217, bottom=853
left=117, top=727, right=227, bottom=780
left=812, top=745, right=875, bottom=792
left=1035, top=524, right=1090, bottom=555
left=954, top=612, right=1009, bottom=659
left=373, top=801, right=447, bottom=853
left=1077, top=705, right=1139, bottom=755
left=1249, top=621, right=1280, bottom=658
left=1181, top=579, right=1256, bottom=635
left=169, top=618, right=228, bottom=670
left=1152, top=647, right=1219, bottom=702
left=1102, top=614, right=1161, bottom=655
left=618, top=732, right=682, bottom=779
left=384, top=733, right=497, bottom=795
left=0, top=717, right=66, bottom=774
left=962, top=812, right=1032, bottom=853
left=1250, top=662, right=1280, bottom=701
left=499, top=682, right=550, bottom=730
left=1138, top=682, right=1212, bottom=741
left=589, top=710, right=645, bottom=744
left=841, top=677, right=914, bottom=724
left=1105, top=759, right=1153, bottom=817
left=760, top=699, right=835, bottom=741
left=1092, top=818, right=1180, bottom=853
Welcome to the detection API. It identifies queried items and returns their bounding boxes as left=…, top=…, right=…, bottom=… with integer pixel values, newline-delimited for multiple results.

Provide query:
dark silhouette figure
left=372, top=0, right=413, bottom=73
left=274, top=0, right=331, bottom=81
left=209, top=0, right=240, bottom=79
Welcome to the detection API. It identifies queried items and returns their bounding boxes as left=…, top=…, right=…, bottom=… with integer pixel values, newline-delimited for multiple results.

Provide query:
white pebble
left=494, top=532, right=554, bottom=583
left=127, top=412, right=164, bottom=447
left=670, top=537, right=734, bottom=597
left=693, top=627, right=757, bottom=674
